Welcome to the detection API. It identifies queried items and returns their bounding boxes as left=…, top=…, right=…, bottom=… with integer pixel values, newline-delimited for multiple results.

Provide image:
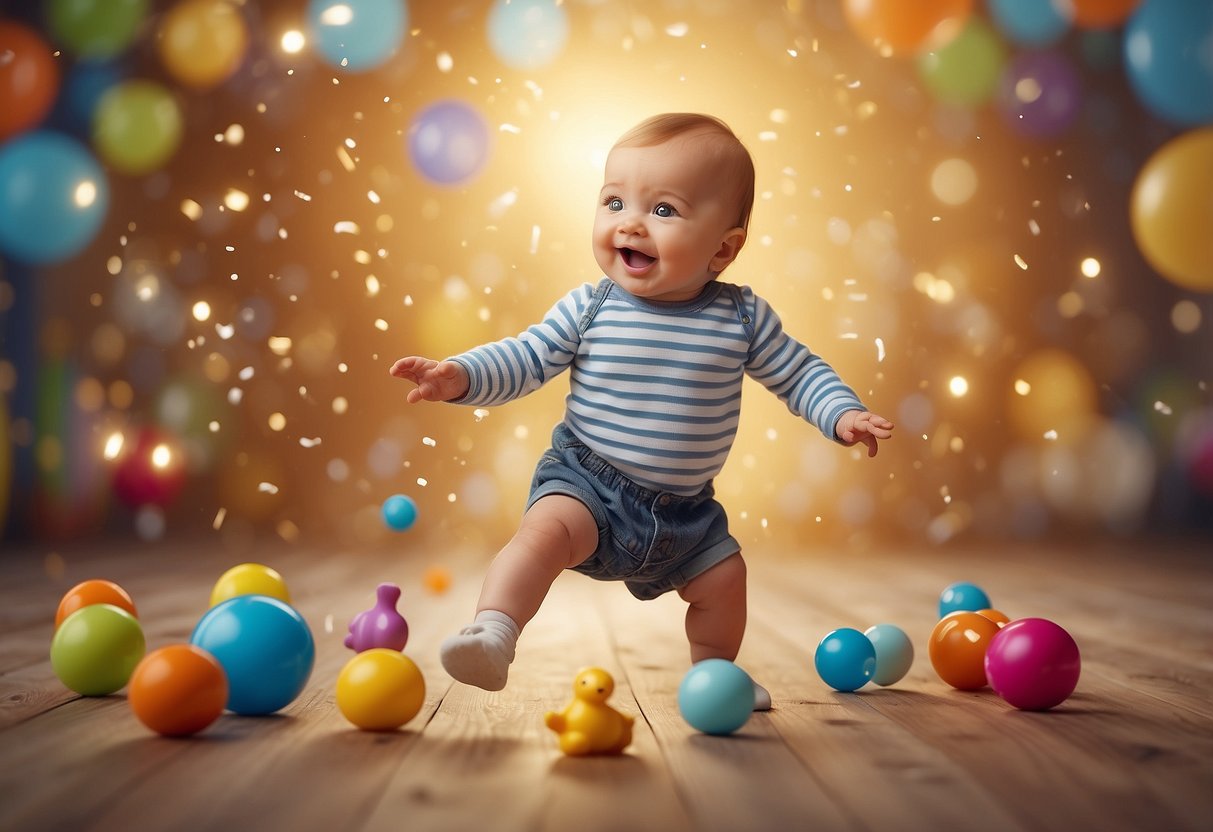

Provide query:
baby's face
left=592, top=136, right=745, bottom=302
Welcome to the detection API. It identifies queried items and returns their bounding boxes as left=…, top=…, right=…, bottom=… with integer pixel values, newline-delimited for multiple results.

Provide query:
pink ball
left=984, top=618, right=1081, bottom=710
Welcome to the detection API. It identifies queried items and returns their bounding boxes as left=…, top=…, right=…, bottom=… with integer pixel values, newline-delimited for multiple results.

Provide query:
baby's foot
left=753, top=681, right=772, bottom=711
left=440, top=610, right=519, bottom=691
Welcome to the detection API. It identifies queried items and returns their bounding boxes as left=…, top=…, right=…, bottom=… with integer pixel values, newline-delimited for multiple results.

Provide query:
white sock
left=753, top=681, right=772, bottom=711
left=440, top=610, right=519, bottom=691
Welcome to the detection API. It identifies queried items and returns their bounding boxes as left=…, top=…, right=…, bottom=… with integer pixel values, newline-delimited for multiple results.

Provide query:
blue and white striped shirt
left=449, top=279, right=864, bottom=496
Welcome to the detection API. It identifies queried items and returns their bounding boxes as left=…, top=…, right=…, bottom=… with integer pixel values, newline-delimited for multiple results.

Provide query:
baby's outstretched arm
left=835, top=410, right=895, bottom=458
left=389, top=356, right=470, bottom=404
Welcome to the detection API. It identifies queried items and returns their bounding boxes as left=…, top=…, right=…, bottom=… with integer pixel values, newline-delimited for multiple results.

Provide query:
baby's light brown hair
left=613, top=113, right=756, bottom=232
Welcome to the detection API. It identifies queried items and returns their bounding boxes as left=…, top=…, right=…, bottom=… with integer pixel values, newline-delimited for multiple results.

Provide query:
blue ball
left=814, top=628, right=876, bottom=692
left=487, top=0, right=569, bottom=69
left=677, top=659, right=754, bottom=735
left=307, top=0, right=408, bottom=72
left=190, top=595, right=315, bottom=715
left=1124, top=0, right=1213, bottom=127
left=987, top=0, right=1070, bottom=47
left=381, top=494, right=418, bottom=531
left=0, top=131, right=109, bottom=265
left=938, top=581, right=991, bottom=618
left=863, top=623, right=914, bottom=686
left=407, top=100, right=490, bottom=186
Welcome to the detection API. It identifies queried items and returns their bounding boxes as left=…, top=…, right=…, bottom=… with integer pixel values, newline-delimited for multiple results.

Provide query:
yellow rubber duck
left=544, top=667, right=634, bottom=756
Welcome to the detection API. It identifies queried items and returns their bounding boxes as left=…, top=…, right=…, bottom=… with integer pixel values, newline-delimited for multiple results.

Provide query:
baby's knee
left=678, top=552, right=746, bottom=604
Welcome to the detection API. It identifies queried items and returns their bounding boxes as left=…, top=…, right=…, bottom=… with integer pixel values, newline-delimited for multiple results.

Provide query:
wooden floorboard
left=0, top=537, right=1210, bottom=831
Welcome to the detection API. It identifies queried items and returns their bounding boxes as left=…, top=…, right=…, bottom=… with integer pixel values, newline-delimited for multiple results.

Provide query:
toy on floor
left=189, top=594, right=314, bottom=715
left=815, top=627, right=877, bottom=692
left=545, top=667, right=634, bottom=755
left=863, top=623, right=914, bottom=686
left=51, top=603, right=146, bottom=696
left=928, top=610, right=1001, bottom=690
left=55, top=579, right=138, bottom=629
left=938, top=581, right=991, bottom=618
left=381, top=494, right=418, bottom=532
left=985, top=617, right=1081, bottom=710
left=129, top=644, right=228, bottom=736
left=345, top=582, right=409, bottom=652
left=677, top=659, right=753, bottom=735
left=209, top=562, right=291, bottom=608
left=336, top=648, right=427, bottom=730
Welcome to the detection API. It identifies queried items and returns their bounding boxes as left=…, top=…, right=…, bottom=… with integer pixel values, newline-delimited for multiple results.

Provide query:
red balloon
left=111, top=428, right=187, bottom=508
left=0, top=22, right=61, bottom=141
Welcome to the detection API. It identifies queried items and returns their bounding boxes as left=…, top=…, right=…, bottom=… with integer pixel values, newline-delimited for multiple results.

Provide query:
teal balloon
left=1124, top=0, right=1213, bottom=126
left=488, top=0, right=568, bottom=69
left=49, top=0, right=149, bottom=59
left=308, top=0, right=407, bottom=72
left=0, top=132, right=109, bottom=265
left=987, top=0, right=1071, bottom=47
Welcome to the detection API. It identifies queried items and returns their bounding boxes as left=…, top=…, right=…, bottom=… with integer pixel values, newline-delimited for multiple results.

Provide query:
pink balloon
left=985, top=618, right=1081, bottom=710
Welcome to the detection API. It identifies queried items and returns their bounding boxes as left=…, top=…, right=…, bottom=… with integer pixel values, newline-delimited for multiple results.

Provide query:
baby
left=390, top=113, right=894, bottom=710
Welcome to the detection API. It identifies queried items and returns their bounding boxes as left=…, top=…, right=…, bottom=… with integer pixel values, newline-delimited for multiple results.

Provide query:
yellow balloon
left=1131, top=128, right=1213, bottom=293
left=157, top=0, right=248, bottom=90
left=337, top=649, right=426, bottom=731
left=1007, top=349, right=1098, bottom=445
left=210, top=562, right=291, bottom=607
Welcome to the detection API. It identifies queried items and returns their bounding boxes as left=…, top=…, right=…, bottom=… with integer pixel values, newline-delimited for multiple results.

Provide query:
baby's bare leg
left=678, top=553, right=771, bottom=710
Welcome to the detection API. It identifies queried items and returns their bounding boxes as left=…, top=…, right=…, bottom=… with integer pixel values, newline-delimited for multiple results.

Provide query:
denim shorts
left=526, top=422, right=741, bottom=600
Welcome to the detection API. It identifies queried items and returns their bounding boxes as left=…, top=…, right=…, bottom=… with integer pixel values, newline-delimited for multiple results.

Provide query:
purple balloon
left=984, top=617, right=1081, bottom=710
left=997, top=51, right=1082, bottom=139
left=407, top=100, right=490, bottom=186
left=345, top=583, right=409, bottom=653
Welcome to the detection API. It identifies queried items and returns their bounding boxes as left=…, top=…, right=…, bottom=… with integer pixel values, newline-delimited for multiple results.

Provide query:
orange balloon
left=0, top=22, right=61, bottom=141
left=129, top=644, right=228, bottom=736
left=843, top=0, right=974, bottom=55
left=157, top=0, right=249, bottom=90
left=1070, top=0, right=1141, bottom=29
left=928, top=611, right=1001, bottom=690
left=55, top=579, right=138, bottom=629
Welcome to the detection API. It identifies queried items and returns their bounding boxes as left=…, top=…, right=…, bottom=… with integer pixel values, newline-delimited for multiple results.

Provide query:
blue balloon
left=1124, top=0, right=1213, bottom=126
left=308, top=0, right=407, bottom=72
left=678, top=659, right=754, bottom=735
left=488, top=0, right=568, bottom=69
left=0, top=132, right=109, bottom=265
left=987, top=0, right=1071, bottom=47
left=407, top=100, right=491, bottom=186
left=190, top=595, right=315, bottom=715
left=938, top=581, right=991, bottom=618
left=814, top=628, right=876, bottom=692
left=381, top=493, right=418, bottom=531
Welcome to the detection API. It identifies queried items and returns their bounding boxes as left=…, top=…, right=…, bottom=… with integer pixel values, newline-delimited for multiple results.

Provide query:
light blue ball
left=863, top=623, right=914, bottom=686
left=487, top=0, right=569, bottom=69
left=815, top=628, right=876, bottom=692
left=190, top=595, right=315, bottom=715
left=678, top=659, right=754, bottom=735
left=307, top=0, right=407, bottom=72
left=987, top=0, right=1070, bottom=47
left=0, top=131, right=109, bottom=265
left=938, top=581, right=991, bottom=618
left=1124, top=0, right=1213, bottom=127
left=381, top=493, right=418, bottom=531
left=407, top=100, right=491, bottom=186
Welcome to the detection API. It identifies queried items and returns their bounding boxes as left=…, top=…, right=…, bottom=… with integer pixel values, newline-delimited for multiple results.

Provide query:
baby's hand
left=835, top=410, right=894, bottom=458
left=389, top=357, right=469, bottom=404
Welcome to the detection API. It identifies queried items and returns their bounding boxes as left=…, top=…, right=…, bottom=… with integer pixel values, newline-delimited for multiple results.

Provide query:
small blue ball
left=938, top=581, right=991, bottom=618
left=864, top=623, right=914, bottom=686
left=678, top=659, right=754, bottom=735
left=814, top=628, right=876, bottom=692
left=381, top=494, right=418, bottom=532
left=190, top=595, right=314, bottom=715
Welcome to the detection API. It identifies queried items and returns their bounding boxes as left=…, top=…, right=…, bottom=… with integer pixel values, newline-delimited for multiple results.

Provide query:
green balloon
left=51, top=604, right=146, bottom=696
left=93, top=80, right=184, bottom=175
left=917, top=18, right=1007, bottom=108
left=49, top=0, right=149, bottom=59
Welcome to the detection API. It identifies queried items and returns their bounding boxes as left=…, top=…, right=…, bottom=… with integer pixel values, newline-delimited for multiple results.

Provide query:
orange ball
left=928, top=611, right=1001, bottom=690
left=128, top=644, right=228, bottom=736
left=977, top=608, right=1010, bottom=628
left=55, top=579, right=138, bottom=629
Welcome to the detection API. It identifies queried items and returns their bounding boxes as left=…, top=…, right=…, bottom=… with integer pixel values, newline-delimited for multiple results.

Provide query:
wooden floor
left=1, top=536, right=1210, bottom=832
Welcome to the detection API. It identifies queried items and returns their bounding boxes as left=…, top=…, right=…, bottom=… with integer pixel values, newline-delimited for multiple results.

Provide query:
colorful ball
left=938, top=581, right=991, bottom=618
left=928, top=611, right=1000, bottom=690
left=336, top=648, right=427, bottom=730
left=308, top=0, right=407, bottom=72
left=407, top=100, right=490, bottom=186
left=842, top=0, right=974, bottom=55
left=814, top=628, right=876, bottom=692
left=156, top=0, right=249, bottom=90
left=985, top=618, right=1081, bottom=710
left=92, top=80, right=183, bottom=175
left=381, top=494, right=418, bottom=532
left=189, top=595, right=314, bottom=715
left=51, top=604, right=146, bottom=695
left=0, top=21, right=61, bottom=142
left=987, top=0, right=1071, bottom=47
left=128, top=644, right=228, bottom=735
left=487, top=0, right=569, bottom=69
left=55, top=579, right=138, bottom=629
left=916, top=17, right=1006, bottom=107
left=210, top=562, right=291, bottom=608
left=977, top=608, right=1011, bottom=628
left=678, top=659, right=754, bottom=735
left=48, top=0, right=150, bottom=60
left=1124, top=0, right=1213, bottom=127
left=863, top=623, right=914, bottom=686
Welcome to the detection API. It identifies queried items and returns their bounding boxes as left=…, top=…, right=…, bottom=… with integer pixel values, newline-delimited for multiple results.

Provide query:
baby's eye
left=605, top=197, right=624, bottom=211
left=654, top=202, right=678, bottom=218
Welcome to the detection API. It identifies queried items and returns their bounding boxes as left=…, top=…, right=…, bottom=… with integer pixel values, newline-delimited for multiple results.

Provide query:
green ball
left=48, top=0, right=149, bottom=60
left=51, top=603, right=146, bottom=696
left=92, top=80, right=183, bottom=175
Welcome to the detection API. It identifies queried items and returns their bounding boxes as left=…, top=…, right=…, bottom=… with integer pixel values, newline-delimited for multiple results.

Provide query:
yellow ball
left=210, top=563, right=290, bottom=608
left=1131, top=128, right=1213, bottom=293
left=156, top=0, right=249, bottom=90
left=336, top=649, right=426, bottom=731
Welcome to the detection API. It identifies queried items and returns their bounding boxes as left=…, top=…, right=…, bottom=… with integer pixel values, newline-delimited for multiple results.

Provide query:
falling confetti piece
left=216, top=323, right=234, bottom=339
left=422, top=436, right=437, bottom=447
left=1043, top=430, right=1058, bottom=441
left=876, top=337, right=886, bottom=362
left=299, top=437, right=322, bottom=448
left=1154, top=401, right=1172, bottom=415
left=324, top=614, right=334, bottom=633
left=294, top=190, right=312, bottom=202
left=213, top=507, right=226, bottom=530
left=334, top=220, right=359, bottom=234
left=259, top=482, right=279, bottom=494
left=1014, top=254, right=1029, bottom=270
left=530, top=225, right=541, bottom=254
left=473, top=408, right=489, bottom=421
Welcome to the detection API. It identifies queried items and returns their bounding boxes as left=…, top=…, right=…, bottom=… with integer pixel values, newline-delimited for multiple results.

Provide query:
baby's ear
left=710, top=227, right=747, bottom=272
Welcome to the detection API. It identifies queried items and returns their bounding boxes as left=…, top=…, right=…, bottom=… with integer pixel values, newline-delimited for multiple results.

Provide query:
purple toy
left=984, top=617, right=1080, bottom=710
left=344, top=583, right=409, bottom=653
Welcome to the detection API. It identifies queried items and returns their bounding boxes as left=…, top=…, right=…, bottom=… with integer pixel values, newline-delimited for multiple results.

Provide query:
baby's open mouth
left=619, top=247, right=656, bottom=270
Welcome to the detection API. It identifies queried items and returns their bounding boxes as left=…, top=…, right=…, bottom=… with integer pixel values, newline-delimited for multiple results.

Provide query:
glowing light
left=1172, top=300, right=1201, bottom=334
left=1080, top=257, right=1101, bottom=278
left=74, top=181, right=97, bottom=208
left=319, top=4, right=353, bottom=26
left=180, top=199, right=202, bottom=220
left=1014, top=379, right=1031, bottom=395
left=949, top=376, right=969, bottom=397
left=104, top=432, right=125, bottom=460
left=281, top=30, right=305, bottom=53
left=268, top=412, right=286, bottom=431
left=224, top=189, right=250, bottom=211
left=151, top=444, right=172, bottom=469
left=1015, top=78, right=1043, bottom=104
left=930, top=159, right=977, bottom=206
left=192, top=301, right=211, bottom=321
